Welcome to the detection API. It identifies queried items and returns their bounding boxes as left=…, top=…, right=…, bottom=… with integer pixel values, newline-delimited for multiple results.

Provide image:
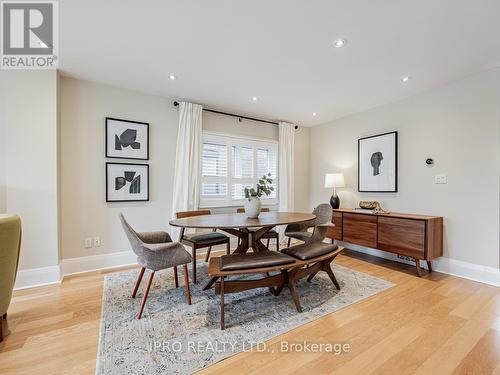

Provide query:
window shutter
left=202, top=143, right=227, bottom=177
left=201, top=142, right=227, bottom=198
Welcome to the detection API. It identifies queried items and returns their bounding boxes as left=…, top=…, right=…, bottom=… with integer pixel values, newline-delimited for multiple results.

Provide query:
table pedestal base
left=220, top=226, right=274, bottom=254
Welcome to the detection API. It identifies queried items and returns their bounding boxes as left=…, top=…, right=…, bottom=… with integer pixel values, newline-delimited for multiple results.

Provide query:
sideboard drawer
left=327, top=212, right=343, bottom=240
left=378, top=217, right=425, bottom=259
left=343, top=213, right=377, bottom=248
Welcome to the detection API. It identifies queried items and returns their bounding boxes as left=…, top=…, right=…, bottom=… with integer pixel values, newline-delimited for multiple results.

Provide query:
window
left=200, top=133, right=278, bottom=207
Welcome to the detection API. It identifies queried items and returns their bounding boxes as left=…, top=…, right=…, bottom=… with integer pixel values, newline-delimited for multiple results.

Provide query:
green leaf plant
left=244, top=173, right=274, bottom=200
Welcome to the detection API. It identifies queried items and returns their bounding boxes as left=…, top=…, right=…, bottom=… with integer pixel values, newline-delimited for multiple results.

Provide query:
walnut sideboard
left=326, top=209, right=443, bottom=276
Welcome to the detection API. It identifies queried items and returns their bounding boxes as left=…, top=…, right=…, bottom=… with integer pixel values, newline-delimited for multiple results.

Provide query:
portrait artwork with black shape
left=370, top=152, right=383, bottom=176
left=358, top=132, right=397, bottom=192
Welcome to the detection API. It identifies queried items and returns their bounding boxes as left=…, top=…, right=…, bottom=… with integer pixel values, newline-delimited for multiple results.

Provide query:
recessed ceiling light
left=312, top=112, right=317, bottom=117
left=169, top=74, right=177, bottom=80
left=333, top=38, right=347, bottom=48
left=402, top=76, right=410, bottom=82
left=252, top=96, right=258, bottom=102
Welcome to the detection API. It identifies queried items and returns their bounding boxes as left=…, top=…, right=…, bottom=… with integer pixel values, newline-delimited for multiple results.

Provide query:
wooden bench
left=204, top=244, right=344, bottom=329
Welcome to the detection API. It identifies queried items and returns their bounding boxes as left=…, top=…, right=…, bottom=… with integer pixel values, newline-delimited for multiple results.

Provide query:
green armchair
left=0, top=214, right=21, bottom=342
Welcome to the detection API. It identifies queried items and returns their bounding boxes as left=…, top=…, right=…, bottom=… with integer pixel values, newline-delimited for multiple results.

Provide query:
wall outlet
left=93, top=237, right=101, bottom=247
left=84, top=238, right=92, bottom=248
left=434, top=174, right=447, bottom=184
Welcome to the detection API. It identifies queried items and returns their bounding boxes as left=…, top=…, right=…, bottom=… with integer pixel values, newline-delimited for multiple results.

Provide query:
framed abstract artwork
left=106, top=163, right=149, bottom=202
left=105, top=117, right=149, bottom=160
left=358, top=131, right=398, bottom=192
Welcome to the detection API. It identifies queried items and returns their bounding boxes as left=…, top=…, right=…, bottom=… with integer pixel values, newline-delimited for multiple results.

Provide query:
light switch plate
left=434, top=174, right=447, bottom=184
left=93, top=237, right=101, bottom=247
left=84, top=238, right=92, bottom=248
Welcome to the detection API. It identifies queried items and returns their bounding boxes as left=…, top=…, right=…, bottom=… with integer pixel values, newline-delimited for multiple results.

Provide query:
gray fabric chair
left=284, top=203, right=333, bottom=247
left=119, top=213, right=192, bottom=319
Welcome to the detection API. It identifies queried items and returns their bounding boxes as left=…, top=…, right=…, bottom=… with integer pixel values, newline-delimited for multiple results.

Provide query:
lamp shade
left=325, top=173, right=345, bottom=188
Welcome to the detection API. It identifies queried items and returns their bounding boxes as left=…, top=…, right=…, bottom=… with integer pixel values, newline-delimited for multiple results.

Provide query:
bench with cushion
left=205, top=243, right=343, bottom=329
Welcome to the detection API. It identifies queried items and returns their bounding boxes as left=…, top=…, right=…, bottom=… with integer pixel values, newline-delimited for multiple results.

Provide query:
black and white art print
left=106, top=118, right=149, bottom=160
left=358, top=131, right=397, bottom=192
left=106, top=163, right=149, bottom=202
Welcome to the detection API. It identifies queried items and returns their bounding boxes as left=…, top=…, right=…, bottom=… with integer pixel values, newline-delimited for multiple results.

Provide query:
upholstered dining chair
left=119, top=213, right=192, bottom=319
left=176, top=210, right=230, bottom=283
left=284, top=203, right=333, bottom=247
left=0, top=214, right=21, bottom=342
left=236, top=207, right=279, bottom=251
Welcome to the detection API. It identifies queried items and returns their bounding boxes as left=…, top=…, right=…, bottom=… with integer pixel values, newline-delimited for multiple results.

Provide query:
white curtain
left=171, top=102, right=203, bottom=239
left=278, top=122, right=296, bottom=241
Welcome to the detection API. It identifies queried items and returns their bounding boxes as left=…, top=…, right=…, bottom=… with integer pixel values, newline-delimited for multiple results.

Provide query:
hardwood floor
left=1, top=250, right=500, bottom=374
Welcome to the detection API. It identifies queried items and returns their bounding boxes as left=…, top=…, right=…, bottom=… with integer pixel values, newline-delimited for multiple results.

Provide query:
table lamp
left=325, top=173, right=345, bottom=209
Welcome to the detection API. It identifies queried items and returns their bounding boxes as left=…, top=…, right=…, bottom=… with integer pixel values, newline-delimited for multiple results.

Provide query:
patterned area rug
left=96, top=263, right=393, bottom=374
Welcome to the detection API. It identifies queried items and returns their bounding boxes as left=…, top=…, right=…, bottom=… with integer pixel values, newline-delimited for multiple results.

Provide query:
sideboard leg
left=415, top=259, right=422, bottom=277
left=426, top=260, right=433, bottom=273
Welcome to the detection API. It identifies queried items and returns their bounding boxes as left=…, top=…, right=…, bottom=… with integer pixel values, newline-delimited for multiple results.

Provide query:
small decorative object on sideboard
left=325, top=173, right=345, bottom=209
left=244, top=174, right=274, bottom=218
left=358, top=201, right=390, bottom=214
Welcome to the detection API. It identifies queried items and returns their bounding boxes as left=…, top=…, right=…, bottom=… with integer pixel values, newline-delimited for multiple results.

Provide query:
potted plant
left=243, top=173, right=274, bottom=218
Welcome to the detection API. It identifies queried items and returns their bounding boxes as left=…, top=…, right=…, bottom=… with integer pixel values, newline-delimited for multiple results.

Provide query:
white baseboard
left=14, top=265, right=61, bottom=290
left=339, top=242, right=500, bottom=287
left=60, top=250, right=136, bottom=277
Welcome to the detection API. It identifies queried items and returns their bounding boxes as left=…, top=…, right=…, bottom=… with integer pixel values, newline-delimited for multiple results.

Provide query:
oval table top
left=169, top=212, right=316, bottom=229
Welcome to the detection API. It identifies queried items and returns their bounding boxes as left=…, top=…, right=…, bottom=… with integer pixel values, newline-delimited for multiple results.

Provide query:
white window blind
left=200, top=133, right=278, bottom=207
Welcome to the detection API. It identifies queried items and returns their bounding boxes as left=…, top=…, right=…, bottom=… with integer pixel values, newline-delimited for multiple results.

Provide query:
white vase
left=244, top=197, right=262, bottom=218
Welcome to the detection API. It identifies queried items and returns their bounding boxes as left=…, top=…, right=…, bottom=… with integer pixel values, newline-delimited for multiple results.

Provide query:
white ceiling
left=59, top=0, right=500, bottom=126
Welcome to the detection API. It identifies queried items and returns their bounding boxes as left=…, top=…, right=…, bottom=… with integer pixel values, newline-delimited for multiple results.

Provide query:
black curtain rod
left=173, top=101, right=298, bottom=129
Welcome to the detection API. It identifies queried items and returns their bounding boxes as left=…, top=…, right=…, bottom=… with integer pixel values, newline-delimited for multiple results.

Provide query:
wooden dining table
left=169, top=211, right=316, bottom=254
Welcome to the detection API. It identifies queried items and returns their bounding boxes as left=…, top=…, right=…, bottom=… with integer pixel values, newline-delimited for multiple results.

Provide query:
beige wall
left=0, top=70, right=60, bottom=270
left=60, top=77, right=310, bottom=260
left=60, top=77, right=179, bottom=260
left=309, top=68, right=500, bottom=268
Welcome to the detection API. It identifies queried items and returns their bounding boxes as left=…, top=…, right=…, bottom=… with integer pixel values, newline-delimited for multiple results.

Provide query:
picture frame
left=358, top=131, right=398, bottom=192
left=106, top=162, right=149, bottom=202
left=105, top=117, right=149, bottom=160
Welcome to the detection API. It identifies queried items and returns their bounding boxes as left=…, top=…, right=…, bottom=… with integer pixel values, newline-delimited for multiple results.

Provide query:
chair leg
left=205, top=246, right=212, bottom=262
left=173, top=266, right=179, bottom=288
left=192, top=248, right=197, bottom=284
left=132, top=267, right=145, bottom=298
left=266, top=238, right=270, bottom=249
left=220, top=276, right=225, bottom=330
left=137, top=271, right=155, bottom=319
left=226, top=240, right=230, bottom=255
left=287, top=237, right=291, bottom=248
left=183, top=264, right=192, bottom=305
left=276, top=237, right=279, bottom=252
